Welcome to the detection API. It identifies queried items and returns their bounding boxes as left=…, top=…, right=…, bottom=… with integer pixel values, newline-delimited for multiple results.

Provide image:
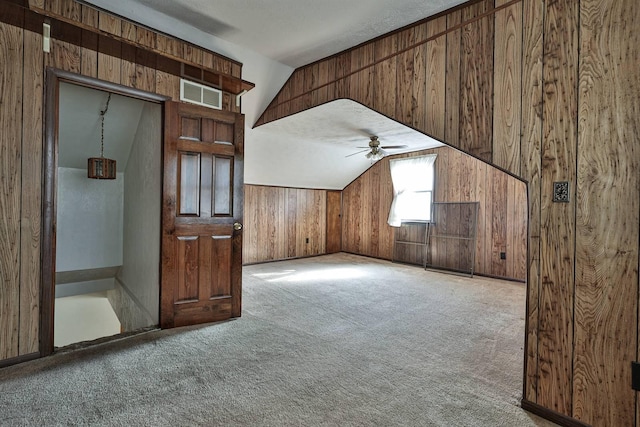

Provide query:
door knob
left=233, top=222, right=243, bottom=231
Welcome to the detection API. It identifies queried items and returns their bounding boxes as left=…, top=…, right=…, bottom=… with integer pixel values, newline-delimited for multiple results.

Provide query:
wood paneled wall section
left=341, top=147, right=527, bottom=282
left=0, top=0, right=245, bottom=363
left=243, top=185, right=327, bottom=264
left=256, top=0, right=640, bottom=424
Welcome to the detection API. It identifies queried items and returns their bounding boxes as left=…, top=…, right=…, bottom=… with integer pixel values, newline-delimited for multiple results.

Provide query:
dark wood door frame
left=41, top=68, right=168, bottom=356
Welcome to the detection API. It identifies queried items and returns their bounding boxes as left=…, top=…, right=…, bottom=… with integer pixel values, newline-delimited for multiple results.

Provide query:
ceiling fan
left=346, top=135, right=408, bottom=160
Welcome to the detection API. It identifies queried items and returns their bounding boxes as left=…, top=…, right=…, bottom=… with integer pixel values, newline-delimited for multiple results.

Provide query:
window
left=387, top=154, right=437, bottom=226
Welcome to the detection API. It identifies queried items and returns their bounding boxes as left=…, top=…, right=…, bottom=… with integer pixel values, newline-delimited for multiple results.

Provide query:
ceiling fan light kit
left=348, top=135, right=408, bottom=160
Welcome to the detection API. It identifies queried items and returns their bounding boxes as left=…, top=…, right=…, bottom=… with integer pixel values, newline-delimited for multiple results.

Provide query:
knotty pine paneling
left=342, top=146, right=526, bottom=281
left=572, top=0, right=639, bottom=425
left=243, top=185, right=327, bottom=264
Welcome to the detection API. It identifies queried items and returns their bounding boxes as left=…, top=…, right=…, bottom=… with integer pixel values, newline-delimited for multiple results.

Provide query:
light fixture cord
left=99, top=93, right=111, bottom=158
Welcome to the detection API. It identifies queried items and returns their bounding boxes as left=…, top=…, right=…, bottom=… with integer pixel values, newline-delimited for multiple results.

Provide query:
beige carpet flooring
left=0, top=253, right=556, bottom=426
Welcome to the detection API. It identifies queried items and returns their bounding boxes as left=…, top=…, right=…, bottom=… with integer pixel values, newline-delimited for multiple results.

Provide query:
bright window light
left=388, top=154, right=437, bottom=226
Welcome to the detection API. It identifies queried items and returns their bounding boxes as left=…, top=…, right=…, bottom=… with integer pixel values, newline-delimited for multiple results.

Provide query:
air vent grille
left=180, top=79, right=222, bottom=110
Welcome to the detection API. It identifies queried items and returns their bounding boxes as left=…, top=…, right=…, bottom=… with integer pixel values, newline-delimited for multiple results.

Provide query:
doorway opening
left=42, top=70, right=166, bottom=352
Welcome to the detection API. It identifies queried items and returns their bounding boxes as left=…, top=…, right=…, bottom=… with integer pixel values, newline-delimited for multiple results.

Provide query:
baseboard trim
left=0, top=352, right=40, bottom=369
left=521, top=399, right=591, bottom=427
left=243, top=252, right=327, bottom=266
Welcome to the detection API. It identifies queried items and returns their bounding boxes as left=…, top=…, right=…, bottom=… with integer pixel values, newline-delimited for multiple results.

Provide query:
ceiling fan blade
left=355, top=128, right=376, bottom=137
left=380, top=145, right=408, bottom=149
left=345, top=149, right=370, bottom=158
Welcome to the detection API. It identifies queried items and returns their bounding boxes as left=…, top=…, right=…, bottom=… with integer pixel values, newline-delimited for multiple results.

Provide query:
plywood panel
left=81, top=5, right=98, bottom=29
left=59, top=0, right=80, bottom=21
left=290, top=68, right=305, bottom=113
left=19, top=29, right=43, bottom=356
left=97, top=35, right=121, bottom=85
left=373, top=35, right=397, bottom=118
left=285, top=188, right=297, bottom=258
left=350, top=45, right=374, bottom=106
left=326, top=191, right=342, bottom=254
left=520, top=0, right=545, bottom=403
left=156, top=71, right=179, bottom=100
left=424, top=17, right=447, bottom=141
left=47, top=39, right=81, bottom=73
left=490, top=168, right=508, bottom=278
left=80, top=29, right=98, bottom=78
left=507, top=178, right=527, bottom=282
left=573, top=0, right=639, bottom=425
left=334, top=52, right=351, bottom=101
left=98, top=11, right=121, bottom=37
left=395, top=30, right=414, bottom=126
left=0, top=22, right=23, bottom=360
left=493, top=0, right=523, bottom=176
left=315, top=57, right=335, bottom=105
left=459, top=0, right=494, bottom=162
left=537, top=0, right=579, bottom=415
left=444, top=10, right=462, bottom=147
left=411, top=23, right=427, bottom=133
left=473, top=159, right=487, bottom=275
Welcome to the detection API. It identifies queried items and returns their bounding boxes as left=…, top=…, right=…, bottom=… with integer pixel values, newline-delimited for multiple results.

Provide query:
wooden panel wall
left=243, top=185, right=328, bottom=264
left=342, top=146, right=527, bottom=281
left=537, top=0, right=578, bottom=415
left=0, top=20, right=25, bottom=360
left=0, top=0, right=246, bottom=363
left=326, top=191, right=342, bottom=253
left=256, top=0, right=640, bottom=424
left=573, top=0, right=639, bottom=425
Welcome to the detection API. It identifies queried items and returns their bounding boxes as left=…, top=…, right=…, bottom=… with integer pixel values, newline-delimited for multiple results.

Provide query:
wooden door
left=161, top=101, right=244, bottom=328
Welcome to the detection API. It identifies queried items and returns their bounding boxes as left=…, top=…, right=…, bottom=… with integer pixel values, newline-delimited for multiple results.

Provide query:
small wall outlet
left=632, top=362, right=640, bottom=391
left=305, top=237, right=309, bottom=244
left=500, top=252, right=506, bottom=260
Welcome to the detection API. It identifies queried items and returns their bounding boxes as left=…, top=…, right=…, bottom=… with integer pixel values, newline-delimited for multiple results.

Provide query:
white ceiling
left=82, top=0, right=464, bottom=189
left=117, top=0, right=467, bottom=68
left=247, top=100, right=443, bottom=189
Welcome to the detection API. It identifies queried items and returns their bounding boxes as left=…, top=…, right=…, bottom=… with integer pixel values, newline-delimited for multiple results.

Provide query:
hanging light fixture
left=366, top=145, right=386, bottom=161
left=88, top=92, right=117, bottom=179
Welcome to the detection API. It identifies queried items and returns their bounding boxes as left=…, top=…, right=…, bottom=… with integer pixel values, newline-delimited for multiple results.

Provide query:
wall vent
left=180, top=79, right=222, bottom=110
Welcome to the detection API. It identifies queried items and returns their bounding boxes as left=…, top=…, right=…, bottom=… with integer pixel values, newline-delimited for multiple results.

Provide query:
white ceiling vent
left=180, top=79, right=222, bottom=110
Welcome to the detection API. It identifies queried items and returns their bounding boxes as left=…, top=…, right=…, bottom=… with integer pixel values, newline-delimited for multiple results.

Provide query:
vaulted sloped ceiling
left=84, top=0, right=464, bottom=189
